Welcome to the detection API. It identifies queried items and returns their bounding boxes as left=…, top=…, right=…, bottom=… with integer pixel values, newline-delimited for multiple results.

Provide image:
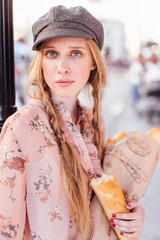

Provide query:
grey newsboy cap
left=32, top=5, right=104, bottom=50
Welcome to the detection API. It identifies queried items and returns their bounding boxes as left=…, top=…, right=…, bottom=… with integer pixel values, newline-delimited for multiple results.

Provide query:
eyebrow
left=69, top=46, right=87, bottom=50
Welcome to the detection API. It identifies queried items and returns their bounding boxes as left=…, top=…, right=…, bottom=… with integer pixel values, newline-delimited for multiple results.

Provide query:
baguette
left=146, top=127, right=160, bottom=159
left=90, top=174, right=138, bottom=240
left=107, top=128, right=160, bottom=146
left=146, top=127, right=160, bottom=144
left=107, top=128, right=160, bottom=158
left=107, top=132, right=127, bottom=145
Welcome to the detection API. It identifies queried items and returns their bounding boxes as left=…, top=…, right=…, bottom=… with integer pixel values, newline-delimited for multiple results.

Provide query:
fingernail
left=120, top=232, right=124, bottom=236
left=111, top=224, right=116, bottom=228
left=110, top=219, right=114, bottom=223
left=127, top=203, right=131, bottom=207
left=112, top=214, right=116, bottom=218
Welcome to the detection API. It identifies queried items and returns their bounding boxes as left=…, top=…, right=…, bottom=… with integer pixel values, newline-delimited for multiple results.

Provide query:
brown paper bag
left=89, top=130, right=160, bottom=240
left=103, top=130, right=160, bottom=202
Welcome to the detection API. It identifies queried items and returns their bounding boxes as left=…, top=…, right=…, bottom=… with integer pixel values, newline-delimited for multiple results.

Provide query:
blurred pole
left=0, top=0, right=17, bottom=131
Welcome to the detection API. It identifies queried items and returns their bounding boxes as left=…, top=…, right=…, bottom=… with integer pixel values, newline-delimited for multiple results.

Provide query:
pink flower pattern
left=31, top=232, right=43, bottom=240
left=29, top=115, right=57, bottom=153
left=0, top=97, right=103, bottom=239
left=48, top=207, right=62, bottom=222
left=0, top=214, right=19, bottom=239
left=0, top=142, right=29, bottom=173
left=34, top=165, right=53, bottom=203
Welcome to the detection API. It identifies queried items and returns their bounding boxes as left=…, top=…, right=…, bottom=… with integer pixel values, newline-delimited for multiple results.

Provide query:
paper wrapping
left=103, top=131, right=160, bottom=202
left=90, top=130, right=160, bottom=240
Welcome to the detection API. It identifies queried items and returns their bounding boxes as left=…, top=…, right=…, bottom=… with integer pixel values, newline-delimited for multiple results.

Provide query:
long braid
left=92, top=83, right=103, bottom=159
left=87, top=40, right=107, bottom=160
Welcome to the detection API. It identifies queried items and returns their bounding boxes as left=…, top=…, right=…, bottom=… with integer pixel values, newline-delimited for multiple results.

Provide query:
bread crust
left=146, top=127, right=160, bottom=144
left=90, top=174, right=138, bottom=240
left=107, top=132, right=127, bottom=145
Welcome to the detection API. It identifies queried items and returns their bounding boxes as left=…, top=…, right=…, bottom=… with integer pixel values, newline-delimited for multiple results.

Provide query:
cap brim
left=32, top=27, right=94, bottom=50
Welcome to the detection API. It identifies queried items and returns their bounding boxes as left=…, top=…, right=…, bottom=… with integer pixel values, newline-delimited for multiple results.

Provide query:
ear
left=91, top=64, right=96, bottom=70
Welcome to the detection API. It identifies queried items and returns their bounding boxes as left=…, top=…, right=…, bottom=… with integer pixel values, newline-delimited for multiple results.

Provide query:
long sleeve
left=0, top=121, right=27, bottom=239
left=0, top=98, right=105, bottom=240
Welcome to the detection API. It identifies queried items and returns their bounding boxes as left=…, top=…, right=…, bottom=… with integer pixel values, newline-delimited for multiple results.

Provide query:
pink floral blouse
left=0, top=95, right=103, bottom=240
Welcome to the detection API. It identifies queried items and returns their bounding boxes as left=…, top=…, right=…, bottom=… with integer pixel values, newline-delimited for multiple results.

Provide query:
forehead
left=42, top=37, right=88, bottom=48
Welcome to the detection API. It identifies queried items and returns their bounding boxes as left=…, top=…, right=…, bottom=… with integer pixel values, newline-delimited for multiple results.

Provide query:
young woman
left=0, top=5, right=144, bottom=240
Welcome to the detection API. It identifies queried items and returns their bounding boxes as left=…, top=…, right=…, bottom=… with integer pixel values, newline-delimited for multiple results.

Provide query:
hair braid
left=92, top=83, right=103, bottom=159
left=86, top=40, right=107, bottom=160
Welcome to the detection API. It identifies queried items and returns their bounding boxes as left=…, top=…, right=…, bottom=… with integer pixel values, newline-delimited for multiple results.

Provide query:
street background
left=13, top=0, right=160, bottom=239
left=101, top=68, right=160, bottom=240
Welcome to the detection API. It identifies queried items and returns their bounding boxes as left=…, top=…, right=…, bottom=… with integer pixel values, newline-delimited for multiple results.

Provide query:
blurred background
left=13, top=0, right=160, bottom=239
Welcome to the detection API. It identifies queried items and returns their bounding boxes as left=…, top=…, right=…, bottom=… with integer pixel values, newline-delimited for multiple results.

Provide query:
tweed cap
left=32, top=5, right=104, bottom=50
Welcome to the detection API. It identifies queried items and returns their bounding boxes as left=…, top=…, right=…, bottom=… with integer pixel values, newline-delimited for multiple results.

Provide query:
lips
left=56, top=79, right=74, bottom=87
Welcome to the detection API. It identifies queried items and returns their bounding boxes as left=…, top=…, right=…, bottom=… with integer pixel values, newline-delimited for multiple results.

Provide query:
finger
left=120, top=230, right=143, bottom=238
left=110, top=218, right=138, bottom=228
left=126, top=201, right=140, bottom=211
left=112, top=212, right=137, bottom=220
left=111, top=223, right=142, bottom=233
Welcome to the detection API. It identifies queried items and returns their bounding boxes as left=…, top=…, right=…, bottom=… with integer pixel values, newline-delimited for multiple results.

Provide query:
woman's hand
left=110, top=201, right=145, bottom=238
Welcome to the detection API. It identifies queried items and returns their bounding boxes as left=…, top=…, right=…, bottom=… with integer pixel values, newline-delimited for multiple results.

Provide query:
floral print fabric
left=0, top=96, right=103, bottom=239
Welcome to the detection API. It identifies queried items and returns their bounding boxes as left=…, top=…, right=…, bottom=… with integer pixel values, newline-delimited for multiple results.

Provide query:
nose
left=57, top=56, right=70, bottom=74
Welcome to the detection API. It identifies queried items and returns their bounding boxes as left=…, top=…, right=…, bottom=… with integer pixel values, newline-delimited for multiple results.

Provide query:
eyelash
left=44, top=50, right=82, bottom=58
left=71, top=51, right=82, bottom=57
left=45, top=51, right=57, bottom=57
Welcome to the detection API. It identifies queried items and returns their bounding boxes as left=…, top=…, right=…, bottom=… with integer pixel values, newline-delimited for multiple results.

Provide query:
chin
left=52, top=92, right=79, bottom=101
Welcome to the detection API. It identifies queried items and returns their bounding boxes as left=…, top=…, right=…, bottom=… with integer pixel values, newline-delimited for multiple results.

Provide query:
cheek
left=42, top=62, right=54, bottom=80
left=81, top=65, right=92, bottom=80
left=78, top=61, right=93, bottom=75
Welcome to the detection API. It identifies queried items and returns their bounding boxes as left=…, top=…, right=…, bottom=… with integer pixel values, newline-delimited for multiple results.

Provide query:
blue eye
left=71, top=51, right=81, bottom=57
left=46, top=51, right=57, bottom=57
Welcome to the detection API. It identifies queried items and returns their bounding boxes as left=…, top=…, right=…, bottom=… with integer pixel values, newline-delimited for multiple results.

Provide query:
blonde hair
left=26, top=39, right=107, bottom=237
left=86, top=40, right=106, bottom=159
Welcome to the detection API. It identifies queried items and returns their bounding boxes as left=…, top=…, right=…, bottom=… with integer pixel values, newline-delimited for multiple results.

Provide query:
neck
left=53, top=95, right=79, bottom=124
